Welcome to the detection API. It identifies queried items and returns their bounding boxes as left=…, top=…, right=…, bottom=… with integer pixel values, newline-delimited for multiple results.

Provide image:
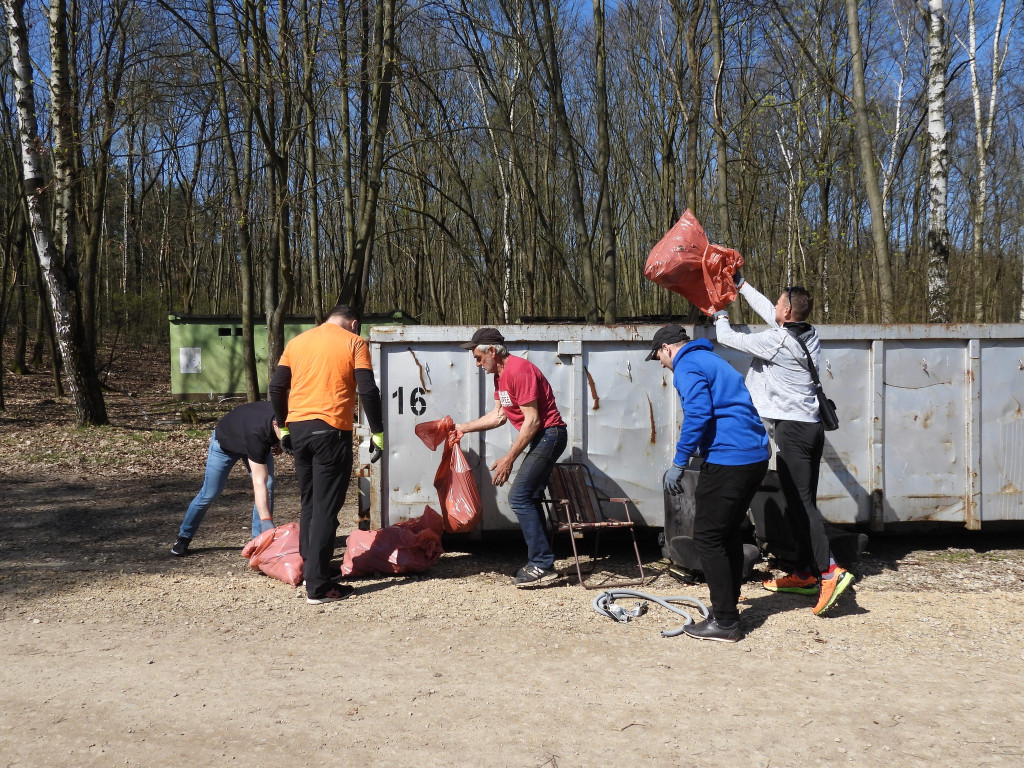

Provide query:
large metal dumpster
left=360, top=323, right=1024, bottom=532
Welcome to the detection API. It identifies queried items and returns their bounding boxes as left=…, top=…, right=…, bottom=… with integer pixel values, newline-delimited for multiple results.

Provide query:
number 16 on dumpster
left=392, top=386, right=427, bottom=416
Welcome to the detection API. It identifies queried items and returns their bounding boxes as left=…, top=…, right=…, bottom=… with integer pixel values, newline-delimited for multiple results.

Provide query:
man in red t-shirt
left=454, top=328, right=567, bottom=587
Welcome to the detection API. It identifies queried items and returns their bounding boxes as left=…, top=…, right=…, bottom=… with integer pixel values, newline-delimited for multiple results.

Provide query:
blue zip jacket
left=671, top=339, right=770, bottom=467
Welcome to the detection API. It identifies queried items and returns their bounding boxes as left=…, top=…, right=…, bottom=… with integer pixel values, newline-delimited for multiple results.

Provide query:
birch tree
left=962, top=0, right=1015, bottom=320
left=926, top=0, right=950, bottom=321
left=4, top=0, right=108, bottom=425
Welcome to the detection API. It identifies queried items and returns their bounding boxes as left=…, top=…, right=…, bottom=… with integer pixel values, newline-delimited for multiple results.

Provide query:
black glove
left=664, top=463, right=687, bottom=496
left=281, top=433, right=293, bottom=455
left=733, top=270, right=745, bottom=288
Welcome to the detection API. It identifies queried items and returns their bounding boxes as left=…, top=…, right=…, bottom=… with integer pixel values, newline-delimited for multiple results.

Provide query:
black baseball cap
left=461, top=327, right=505, bottom=350
left=645, top=324, right=690, bottom=360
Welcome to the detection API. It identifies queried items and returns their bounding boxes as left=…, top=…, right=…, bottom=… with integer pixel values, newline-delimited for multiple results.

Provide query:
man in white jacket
left=713, top=276, right=854, bottom=616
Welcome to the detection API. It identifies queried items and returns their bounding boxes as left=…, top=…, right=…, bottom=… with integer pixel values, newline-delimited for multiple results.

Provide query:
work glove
left=370, top=432, right=384, bottom=463
left=664, top=463, right=687, bottom=496
left=275, top=422, right=293, bottom=456
left=259, top=518, right=276, bottom=534
left=733, top=269, right=745, bottom=289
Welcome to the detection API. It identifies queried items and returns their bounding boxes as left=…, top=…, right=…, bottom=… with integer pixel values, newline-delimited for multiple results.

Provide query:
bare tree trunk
left=470, top=28, right=520, bottom=322
left=6, top=0, right=107, bottom=425
left=709, top=0, right=731, bottom=245
left=301, top=0, right=324, bottom=322
left=80, top=2, right=131, bottom=355
left=594, top=0, right=616, bottom=323
left=681, top=0, right=705, bottom=215
left=337, top=0, right=356, bottom=300
left=926, top=0, right=950, bottom=322
left=263, top=0, right=296, bottom=370
left=9, top=211, right=29, bottom=373
left=531, top=0, right=599, bottom=322
left=265, top=153, right=295, bottom=368
left=207, top=0, right=260, bottom=400
left=966, top=0, right=1012, bottom=321
left=339, top=0, right=398, bottom=312
left=844, top=0, right=894, bottom=322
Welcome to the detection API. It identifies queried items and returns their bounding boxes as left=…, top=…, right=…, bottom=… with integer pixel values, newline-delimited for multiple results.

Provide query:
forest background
left=0, top=0, right=1021, bottom=425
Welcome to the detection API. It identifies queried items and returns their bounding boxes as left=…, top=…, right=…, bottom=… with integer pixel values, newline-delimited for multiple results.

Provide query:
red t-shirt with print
left=493, top=354, right=566, bottom=431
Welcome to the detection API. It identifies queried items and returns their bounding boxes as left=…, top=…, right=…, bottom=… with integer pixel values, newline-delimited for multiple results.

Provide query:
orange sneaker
left=762, top=573, right=818, bottom=595
left=813, top=568, right=855, bottom=615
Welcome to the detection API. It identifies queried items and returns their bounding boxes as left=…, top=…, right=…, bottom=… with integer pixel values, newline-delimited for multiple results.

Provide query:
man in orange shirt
left=269, top=303, right=384, bottom=604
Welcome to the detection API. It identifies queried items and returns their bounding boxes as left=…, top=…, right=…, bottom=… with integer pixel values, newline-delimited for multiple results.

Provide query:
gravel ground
left=2, top=345, right=1023, bottom=767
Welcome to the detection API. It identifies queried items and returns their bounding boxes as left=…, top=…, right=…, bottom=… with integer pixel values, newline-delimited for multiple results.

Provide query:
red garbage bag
left=241, top=521, right=303, bottom=586
left=341, top=506, right=445, bottom=577
left=644, top=209, right=744, bottom=315
left=415, top=416, right=483, bottom=533
left=414, top=414, right=454, bottom=451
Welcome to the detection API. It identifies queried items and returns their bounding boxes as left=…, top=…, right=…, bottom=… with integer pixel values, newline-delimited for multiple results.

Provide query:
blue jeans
left=178, top=433, right=275, bottom=540
left=508, top=425, right=568, bottom=570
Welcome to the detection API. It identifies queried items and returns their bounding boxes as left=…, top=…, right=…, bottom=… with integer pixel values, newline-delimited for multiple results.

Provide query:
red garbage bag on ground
left=341, top=506, right=445, bottom=577
left=241, top=521, right=303, bottom=586
left=415, top=416, right=483, bottom=534
left=644, top=209, right=744, bottom=315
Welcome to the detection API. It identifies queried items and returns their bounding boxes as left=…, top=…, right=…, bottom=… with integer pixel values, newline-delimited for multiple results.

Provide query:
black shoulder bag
left=786, top=330, right=839, bottom=432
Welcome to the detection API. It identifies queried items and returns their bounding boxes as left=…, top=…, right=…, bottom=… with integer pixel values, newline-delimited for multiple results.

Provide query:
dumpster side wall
left=364, top=324, right=1024, bottom=530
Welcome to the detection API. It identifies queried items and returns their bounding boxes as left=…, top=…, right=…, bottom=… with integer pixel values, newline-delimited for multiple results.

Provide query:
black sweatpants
left=291, top=419, right=353, bottom=599
left=772, top=419, right=832, bottom=574
left=693, top=459, right=769, bottom=624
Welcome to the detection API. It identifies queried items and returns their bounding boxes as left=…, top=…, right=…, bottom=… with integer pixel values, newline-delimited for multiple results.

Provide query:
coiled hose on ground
left=592, top=590, right=710, bottom=637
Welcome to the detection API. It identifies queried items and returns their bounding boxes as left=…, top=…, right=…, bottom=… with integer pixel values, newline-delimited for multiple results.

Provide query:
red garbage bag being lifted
left=241, top=521, right=303, bottom=586
left=341, top=506, right=445, bottom=577
left=415, top=416, right=483, bottom=534
left=644, top=209, right=744, bottom=315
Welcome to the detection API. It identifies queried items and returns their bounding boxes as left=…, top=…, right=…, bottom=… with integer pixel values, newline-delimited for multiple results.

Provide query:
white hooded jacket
left=713, top=282, right=821, bottom=423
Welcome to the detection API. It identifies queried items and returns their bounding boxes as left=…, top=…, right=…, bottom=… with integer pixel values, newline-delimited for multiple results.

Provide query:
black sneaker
left=306, top=584, right=355, bottom=604
left=170, top=537, right=191, bottom=557
left=514, top=564, right=559, bottom=588
left=682, top=617, right=742, bottom=643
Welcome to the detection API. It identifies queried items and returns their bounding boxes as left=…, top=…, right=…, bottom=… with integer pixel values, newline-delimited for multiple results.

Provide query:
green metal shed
left=168, top=314, right=316, bottom=399
left=168, top=310, right=418, bottom=400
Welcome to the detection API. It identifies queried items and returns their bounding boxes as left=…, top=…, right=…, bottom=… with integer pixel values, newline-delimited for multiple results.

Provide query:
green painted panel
left=168, top=316, right=316, bottom=398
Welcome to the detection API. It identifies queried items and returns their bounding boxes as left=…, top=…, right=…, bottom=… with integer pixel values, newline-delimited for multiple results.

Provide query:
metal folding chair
left=543, top=462, right=645, bottom=589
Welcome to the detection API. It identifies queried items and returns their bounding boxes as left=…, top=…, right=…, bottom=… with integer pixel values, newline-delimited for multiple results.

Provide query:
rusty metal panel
left=576, top=340, right=678, bottom=525
left=376, top=344, right=475, bottom=525
left=814, top=340, right=874, bottom=526
left=980, top=342, right=1024, bottom=521
left=879, top=341, right=968, bottom=524
left=365, top=323, right=1024, bottom=530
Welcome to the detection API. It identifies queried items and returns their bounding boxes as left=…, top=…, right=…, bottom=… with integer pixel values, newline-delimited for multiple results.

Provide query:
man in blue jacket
left=648, top=323, right=770, bottom=642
